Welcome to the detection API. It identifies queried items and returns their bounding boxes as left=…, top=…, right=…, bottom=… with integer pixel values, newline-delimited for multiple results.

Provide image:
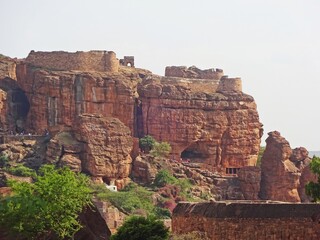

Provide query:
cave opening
left=180, top=142, right=209, bottom=163
left=0, top=78, right=30, bottom=133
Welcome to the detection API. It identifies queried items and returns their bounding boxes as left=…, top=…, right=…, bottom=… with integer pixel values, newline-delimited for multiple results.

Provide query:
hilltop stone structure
left=0, top=50, right=264, bottom=178
left=173, top=201, right=320, bottom=240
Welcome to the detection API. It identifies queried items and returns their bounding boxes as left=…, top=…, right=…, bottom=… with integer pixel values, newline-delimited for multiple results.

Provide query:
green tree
left=150, top=142, right=172, bottom=159
left=306, top=156, right=320, bottom=202
left=0, top=165, right=92, bottom=239
left=139, top=135, right=156, bottom=153
left=110, top=216, right=169, bottom=240
left=153, top=169, right=177, bottom=188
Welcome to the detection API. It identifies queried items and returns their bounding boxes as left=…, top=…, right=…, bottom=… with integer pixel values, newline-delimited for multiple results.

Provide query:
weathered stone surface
left=0, top=56, right=17, bottom=80
left=46, top=131, right=82, bottom=171
left=16, top=63, right=141, bottom=135
left=72, top=203, right=112, bottom=240
left=259, top=131, right=318, bottom=202
left=12, top=51, right=263, bottom=176
left=74, top=114, right=133, bottom=188
left=172, top=201, right=320, bottom=240
left=132, top=155, right=157, bottom=184
left=260, top=131, right=301, bottom=202
left=138, top=75, right=262, bottom=173
left=165, top=66, right=224, bottom=80
left=238, top=166, right=261, bottom=200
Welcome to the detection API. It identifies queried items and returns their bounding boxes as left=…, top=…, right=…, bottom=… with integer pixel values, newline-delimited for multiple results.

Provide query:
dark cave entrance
left=180, top=142, right=209, bottom=163
left=8, top=89, right=30, bottom=132
left=0, top=78, right=30, bottom=133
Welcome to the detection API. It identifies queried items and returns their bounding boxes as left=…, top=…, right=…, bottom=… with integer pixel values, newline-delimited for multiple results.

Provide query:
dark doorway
left=180, top=142, right=209, bottom=163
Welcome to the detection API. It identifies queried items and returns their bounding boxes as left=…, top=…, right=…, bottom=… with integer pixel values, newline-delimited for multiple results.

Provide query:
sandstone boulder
left=74, top=114, right=133, bottom=189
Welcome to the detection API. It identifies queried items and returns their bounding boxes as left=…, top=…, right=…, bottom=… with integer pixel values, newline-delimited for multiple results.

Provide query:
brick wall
left=25, top=50, right=119, bottom=72
left=172, top=202, right=320, bottom=240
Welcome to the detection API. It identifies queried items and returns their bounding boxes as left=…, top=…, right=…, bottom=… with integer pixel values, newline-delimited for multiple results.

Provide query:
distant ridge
left=309, top=151, right=320, bottom=157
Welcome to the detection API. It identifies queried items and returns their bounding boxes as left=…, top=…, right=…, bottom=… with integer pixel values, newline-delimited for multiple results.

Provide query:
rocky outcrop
left=74, top=114, right=133, bottom=189
left=260, top=131, right=301, bottom=202
left=132, top=155, right=157, bottom=184
left=12, top=51, right=263, bottom=175
left=238, top=166, right=261, bottom=200
left=138, top=75, right=262, bottom=173
left=74, top=204, right=111, bottom=240
left=46, top=131, right=82, bottom=172
left=0, top=56, right=17, bottom=80
left=259, top=131, right=316, bottom=202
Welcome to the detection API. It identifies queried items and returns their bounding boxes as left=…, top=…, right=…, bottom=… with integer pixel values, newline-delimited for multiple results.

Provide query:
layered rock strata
left=138, top=75, right=262, bottom=173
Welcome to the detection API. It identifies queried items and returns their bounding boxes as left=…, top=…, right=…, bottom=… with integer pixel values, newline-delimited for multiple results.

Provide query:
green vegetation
left=151, top=141, right=172, bottom=158
left=0, top=154, right=9, bottom=168
left=256, top=146, right=265, bottom=166
left=139, top=135, right=156, bottom=152
left=153, top=169, right=193, bottom=201
left=110, top=215, right=169, bottom=240
left=154, top=169, right=178, bottom=187
left=93, top=182, right=170, bottom=218
left=0, top=165, right=92, bottom=239
left=6, top=165, right=37, bottom=178
left=305, top=156, right=320, bottom=202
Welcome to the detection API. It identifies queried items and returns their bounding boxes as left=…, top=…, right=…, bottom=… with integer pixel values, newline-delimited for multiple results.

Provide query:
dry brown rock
left=260, top=131, right=301, bottom=202
left=238, top=166, right=261, bottom=200
left=74, top=114, right=133, bottom=188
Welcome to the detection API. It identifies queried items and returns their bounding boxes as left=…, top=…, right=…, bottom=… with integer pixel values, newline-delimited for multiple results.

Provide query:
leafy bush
left=7, top=165, right=37, bottom=178
left=111, top=216, right=169, bottom=240
left=95, top=182, right=170, bottom=218
left=0, top=165, right=92, bottom=239
left=154, top=170, right=177, bottom=188
left=306, top=156, right=320, bottom=202
left=150, top=142, right=172, bottom=158
left=256, top=146, right=265, bottom=166
left=139, top=135, right=156, bottom=152
left=0, top=154, right=9, bottom=168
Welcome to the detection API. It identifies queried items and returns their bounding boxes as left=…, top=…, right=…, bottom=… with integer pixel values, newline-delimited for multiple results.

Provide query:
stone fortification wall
left=165, top=66, right=224, bottom=80
left=217, top=76, right=242, bottom=92
left=173, top=202, right=320, bottom=240
left=25, top=50, right=119, bottom=72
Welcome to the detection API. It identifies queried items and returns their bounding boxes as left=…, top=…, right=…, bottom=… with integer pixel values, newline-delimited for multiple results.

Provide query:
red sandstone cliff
left=2, top=51, right=263, bottom=177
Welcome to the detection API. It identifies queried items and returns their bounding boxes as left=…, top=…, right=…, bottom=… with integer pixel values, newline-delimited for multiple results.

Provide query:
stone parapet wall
left=25, top=50, right=119, bottom=72
left=217, top=77, right=242, bottom=92
left=172, top=202, right=320, bottom=240
left=165, top=66, right=224, bottom=80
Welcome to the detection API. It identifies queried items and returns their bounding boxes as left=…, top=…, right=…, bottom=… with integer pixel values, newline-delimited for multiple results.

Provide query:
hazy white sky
left=1, top=0, right=319, bottom=150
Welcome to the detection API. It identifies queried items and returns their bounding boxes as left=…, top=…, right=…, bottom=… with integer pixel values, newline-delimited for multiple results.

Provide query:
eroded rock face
left=74, top=114, right=133, bottom=188
left=259, top=131, right=316, bottom=202
left=16, top=64, right=141, bottom=134
left=238, top=166, right=261, bottom=200
left=13, top=53, right=263, bottom=176
left=137, top=76, right=262, bottom=173
left=260, top=131, right=301, bottom=202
